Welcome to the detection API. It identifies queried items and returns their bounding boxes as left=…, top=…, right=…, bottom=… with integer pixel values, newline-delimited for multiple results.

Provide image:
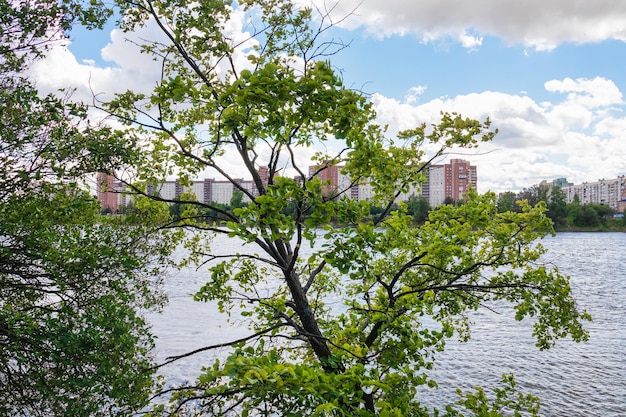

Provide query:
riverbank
left=554, top=219, right=626, bottom=232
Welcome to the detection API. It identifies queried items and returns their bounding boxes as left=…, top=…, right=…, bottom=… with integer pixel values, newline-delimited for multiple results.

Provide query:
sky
left=31, top=0, right=626, bottom=194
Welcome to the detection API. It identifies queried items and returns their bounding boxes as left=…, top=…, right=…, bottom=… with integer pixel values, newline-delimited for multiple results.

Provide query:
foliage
left=0, top=1, right=178, bottom=415
left=230, top=189, right=247, bottom=209
left=0, top=0, right=112, bottom=73
left=0, top=186, right=177, bottom=416
left=546, top=186, right=567, bottom=228
left=406, top=195, right=431, bottom=224
left=96, top=0, right=590, bottom=415
left=445, top=374, right=540, bottom=417
left=497, top=186, right=618, bottom=230
left=496, top=191, right=517, bottom=213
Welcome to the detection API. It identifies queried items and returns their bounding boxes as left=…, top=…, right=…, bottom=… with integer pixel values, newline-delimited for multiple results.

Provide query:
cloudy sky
left=32, top=0, right=626, bottom=193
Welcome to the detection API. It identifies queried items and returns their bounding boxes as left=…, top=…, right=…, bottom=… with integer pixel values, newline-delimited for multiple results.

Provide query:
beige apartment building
left=97, top=159, right=477, bottom=211
left=97, top=174, right=259, bottom=210
left=561, top=176, right=626, bottom=211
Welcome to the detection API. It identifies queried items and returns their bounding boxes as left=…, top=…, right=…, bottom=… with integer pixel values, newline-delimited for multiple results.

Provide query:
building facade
left=561, top=176, right=626, bottom=210
left=98, top=159, right=478, bottom=211
left=96, top=173, right=120, bottom=212
left=426, top=159, right=477, bottom=206
left=99, top=170, right=267, bottom=210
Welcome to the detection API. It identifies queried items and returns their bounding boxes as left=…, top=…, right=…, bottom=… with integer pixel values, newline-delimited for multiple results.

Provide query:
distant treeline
left=497, top=185, right=625, bottom=231
left=108, top=187, right=625, bottom=231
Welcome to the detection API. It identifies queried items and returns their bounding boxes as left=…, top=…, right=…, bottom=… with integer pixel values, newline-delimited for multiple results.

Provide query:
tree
left=547, top=186, right=568, bottom=228
left=567, top=194, right=582, bottom=226
left=230, top=189, right=247, bottom=209
left=496, top=191, right=518, bottom=213
left=517, top=184, right=548, bottom=208
left=406, top=195, right=431, bottom=224
left=573, top=204, right=613, bottom=228
left=578, top=205, right=599, bottom=227
left=586, top=203, right=614, bottom=219
left=0, top=187, right=178, bottom=416
left=97, top=1, right=590, bottom=415
left=0, top=1, right=178, bottom=415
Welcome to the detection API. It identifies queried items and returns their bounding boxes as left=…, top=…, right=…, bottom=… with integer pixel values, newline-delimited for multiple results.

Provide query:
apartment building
left=98, top=170, right=266, bottom=210
left=98, top=159, right=477, bottom=211
left=96, top=173, right=120, bottom=212
left=425, top=159, right=477, bottom=206
left=561, top=176, right=626, bottom=210
left=308, top=162, right=430, bottom=204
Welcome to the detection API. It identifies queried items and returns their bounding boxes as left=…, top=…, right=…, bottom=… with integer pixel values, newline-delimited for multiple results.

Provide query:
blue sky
left=335, top=36, right=626, bottom=103
left=36, top=0, right=626, bottom=193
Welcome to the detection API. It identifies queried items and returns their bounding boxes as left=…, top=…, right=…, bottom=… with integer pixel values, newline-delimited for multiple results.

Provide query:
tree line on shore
left=497, top=185, right=626, bottom=230
left=162, top=186, right=625, bottom=231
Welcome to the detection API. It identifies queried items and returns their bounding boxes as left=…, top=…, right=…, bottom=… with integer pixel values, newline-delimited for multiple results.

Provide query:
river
left=148, top=232, right=626, bottom=416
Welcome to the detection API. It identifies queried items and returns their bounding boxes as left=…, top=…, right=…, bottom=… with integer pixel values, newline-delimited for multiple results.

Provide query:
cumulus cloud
left=30, top=24, right=164, bottom=103
left=404, top=85, right=428, bottom=105
left=371, top=77, right=626, bottom=192
left=28, top=4, right=626, bottom=194
left=31, top=7, right=260, bottom=104
left=544, top=77, right=623, bottom=108
left=309, top=0, right=626, bottom=49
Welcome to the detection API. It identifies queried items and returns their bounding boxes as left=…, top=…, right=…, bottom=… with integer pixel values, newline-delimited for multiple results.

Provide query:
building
left=99, top=168, right=271, bottom=210
left=308, top=163, right=341, bottom=195
left=308, top=162, right=430, bottom=204
left=426, top=159, right=477, bottom=206
left=148, top=178, right=253, bottom=205
left=552, top=178, right=572, bottom=188
left=98, top=159, right=478, bottom=211
left=561, top=176, right=626, bottom=210
left=96, top=173, right=120, bottom=212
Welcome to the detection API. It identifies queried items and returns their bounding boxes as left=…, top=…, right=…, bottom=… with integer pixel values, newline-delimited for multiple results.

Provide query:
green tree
left=230, top=189, right=247, bottom=209
left=496, top=191, right=518, bottom=213
left=573, top=203, right=613, bottom=228
left=577, top=205, right=599, bottom=227
left=567, top=194, right=582, bottom=226
left=406, top=195, right=431, bottom=224
left=97, top=1, right=590, bottom=415
left=517, top=184, right=548, bottom=208
left=0, top=1, right=178, bottom=415
left=586, top=203, right=614, bottom=219
left=547, top=186, right=568, bottom=228
left=0, top=187, right=177, bottom=416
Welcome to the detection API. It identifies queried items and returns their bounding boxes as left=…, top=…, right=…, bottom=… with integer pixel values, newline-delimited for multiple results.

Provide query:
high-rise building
left=309, top=162, right=340, bottom=195
left=426, top=159, right=477, bottom=206
left=98, top=162, right=478, bottom=211
left=427, top=165, right=445, bottom=206
left=96, top=173, right=119, bottom=212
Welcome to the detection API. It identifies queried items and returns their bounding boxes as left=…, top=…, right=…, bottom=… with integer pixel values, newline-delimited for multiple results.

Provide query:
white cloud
left=32, top=7, right=261, bottom=104
left=404, top=85, right=428, bottom=105
left=371, top=77, right=626, bottom=193
left=459, top=32, right=483, bottom=49
left=544, top=77, right=623, bottom=108
left=28, top=5, right=626, bottom=194
left=309, top=0, right=626, bottom=49
left=30, top=24, right=164, bottom=104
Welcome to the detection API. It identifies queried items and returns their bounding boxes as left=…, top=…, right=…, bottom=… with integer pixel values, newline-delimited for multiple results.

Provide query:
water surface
left=149, top=232, right=626, bottom=416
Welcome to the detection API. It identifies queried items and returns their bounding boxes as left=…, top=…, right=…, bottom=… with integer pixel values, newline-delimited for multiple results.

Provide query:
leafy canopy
left=0, top=1, right=180, bottom=415
left=95, top=0, right=590, bottom=415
